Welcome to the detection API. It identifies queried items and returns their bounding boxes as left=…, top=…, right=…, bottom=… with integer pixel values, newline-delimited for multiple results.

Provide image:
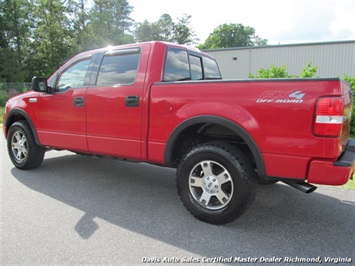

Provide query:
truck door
left=86, top=44, right=150, bottom=159
left=35, top=55, right=94, bottom=152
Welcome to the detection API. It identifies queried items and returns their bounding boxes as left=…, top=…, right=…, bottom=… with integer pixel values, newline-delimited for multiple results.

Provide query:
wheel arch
left=164, top=115, right=266, bottom=177
left=5, top=108, right=41, bottom=145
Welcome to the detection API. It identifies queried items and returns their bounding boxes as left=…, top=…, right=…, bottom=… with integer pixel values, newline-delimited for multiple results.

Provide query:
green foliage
left=300, top=62, right=318, bottom=78
left=342, top=178, right=355, bottom=190
left=343, top=74, right=355, bottom=90
left=0, top=90, right=9, bottom=106
left=173, top=14, right=199, bottom=45
left=249, top=62, right=318, bottom=79
left=0, top=82, right=29, bottom=106
left=343, top=74, right=355, bottom=135
left=0, top=0, right=33, bottom=81
left=88, top=0, right=134, bottom=48
left=29, top=0, right=77, bottom=77
left=0, top=106, right=4, bottom=123
left=0, top=0, right=200, bottom=82
left=248, top=65, right=291, bottom=78
left=134, top=14, right=198, bottom=45
left=198, top=23, right=267, bottom=49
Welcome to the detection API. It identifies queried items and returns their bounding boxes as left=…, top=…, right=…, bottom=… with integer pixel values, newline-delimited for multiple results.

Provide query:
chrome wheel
left=177, top=143, right=257, bottom=224
left=189, top=160, right=234, bottom=210
left=11, top=131, right=28, bottom=163
left=7, top=121, right=45, bottom=170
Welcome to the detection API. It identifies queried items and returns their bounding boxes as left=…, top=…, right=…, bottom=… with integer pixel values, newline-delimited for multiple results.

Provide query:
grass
left=342, top=178, right=355, bottom=190
left=0, top=106, right=4, bottom=124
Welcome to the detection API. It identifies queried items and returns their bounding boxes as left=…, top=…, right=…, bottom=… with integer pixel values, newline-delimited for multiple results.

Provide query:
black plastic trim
left=5, top=108, right=41, bottom=145
left=334, top=139, right=355, bottom=167
left=125, top=96, right=139, bottom=107
left=345, top=138, right=355, bottom=153
left=164, top=115, right=266, bottom=176
left=88, top=52, right=104, bottom=86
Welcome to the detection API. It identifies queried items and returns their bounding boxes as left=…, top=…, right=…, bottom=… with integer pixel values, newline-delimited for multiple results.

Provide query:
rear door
left=86, top=44, right=150, bottom=159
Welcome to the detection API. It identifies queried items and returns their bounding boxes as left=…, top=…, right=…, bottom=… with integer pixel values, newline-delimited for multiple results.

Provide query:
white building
left=204, top=40, right=355, bottom=79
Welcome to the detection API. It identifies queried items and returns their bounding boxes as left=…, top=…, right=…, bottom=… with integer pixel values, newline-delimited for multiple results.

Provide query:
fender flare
left=5, top=108, right=41, bottom=145
left=164, top=115, right=266, bottom=176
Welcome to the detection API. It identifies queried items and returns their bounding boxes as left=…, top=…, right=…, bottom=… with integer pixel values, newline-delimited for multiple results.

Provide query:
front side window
left=57, top=59, right=91, bottom=91
left=163, top=48, right=190, bottom=82
left=96, top=52, right=140, bottom=86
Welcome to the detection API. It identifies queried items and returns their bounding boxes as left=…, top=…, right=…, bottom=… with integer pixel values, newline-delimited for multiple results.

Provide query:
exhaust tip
left=282, top=180, right=317, bottom=194
left=304, top=185, right=317, bottom=194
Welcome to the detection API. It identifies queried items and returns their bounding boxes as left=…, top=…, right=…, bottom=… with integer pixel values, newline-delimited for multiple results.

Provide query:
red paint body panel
left=147, top=80, right=350, bottom=180
left=308, top=160, right=354, bottom=185
left=36, top=88, right=88, bottom=151
left=3, top=41, right=354, bottom=186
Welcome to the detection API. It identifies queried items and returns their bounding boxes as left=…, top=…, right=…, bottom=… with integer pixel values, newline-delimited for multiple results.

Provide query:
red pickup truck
left=3, top=41, right=355, bottom=224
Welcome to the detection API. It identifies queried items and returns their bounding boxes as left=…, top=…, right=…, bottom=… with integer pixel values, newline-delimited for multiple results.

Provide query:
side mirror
left=31, top=77, right=53, bottom=93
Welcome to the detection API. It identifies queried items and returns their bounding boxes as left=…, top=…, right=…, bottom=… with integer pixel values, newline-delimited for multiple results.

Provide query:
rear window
left=163, top=47, right=221, bottom=82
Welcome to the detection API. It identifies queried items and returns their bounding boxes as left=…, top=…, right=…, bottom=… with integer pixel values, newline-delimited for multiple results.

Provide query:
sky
left=128, top=0, right=355, bottom=45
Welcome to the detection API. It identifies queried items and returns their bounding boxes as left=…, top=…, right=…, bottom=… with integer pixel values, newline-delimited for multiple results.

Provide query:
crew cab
left=3, top=41, right=355, bottom=224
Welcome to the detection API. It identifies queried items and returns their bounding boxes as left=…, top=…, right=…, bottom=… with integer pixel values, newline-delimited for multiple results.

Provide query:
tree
left=155, top=13, right=174, bottom=42
left=134, top=13, right=198, bottom=45
left=72, top=0, right=93, bottom=52
left=0, top=0, right=33, bottom=81
left=134, top=20, right=160, bottom=43
left=29, top=0, right=76, bottom=77
left=173, top=14, right=199, bottom=45
left=198, top=23, right=267, bottom=49
left=88, top=0, right=134, bottom=48
left=343, top=74, right=355, bottom=135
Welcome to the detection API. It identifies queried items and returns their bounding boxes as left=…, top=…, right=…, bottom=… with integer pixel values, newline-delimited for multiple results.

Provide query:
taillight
left=313, top=97, right=344, bottom=137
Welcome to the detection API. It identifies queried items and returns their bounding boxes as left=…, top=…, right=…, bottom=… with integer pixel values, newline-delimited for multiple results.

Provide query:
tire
left=176, top=142, right=257, bottom=225
left=7, top=121, right=45, bottom=170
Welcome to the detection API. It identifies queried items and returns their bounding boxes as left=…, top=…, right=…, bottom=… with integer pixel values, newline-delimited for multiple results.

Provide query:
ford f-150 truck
left=3, top=41, right=355, bottom=224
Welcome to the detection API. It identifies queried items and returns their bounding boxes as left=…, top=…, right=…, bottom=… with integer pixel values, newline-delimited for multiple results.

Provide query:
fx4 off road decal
left=256, top=91, right=305, bottom=104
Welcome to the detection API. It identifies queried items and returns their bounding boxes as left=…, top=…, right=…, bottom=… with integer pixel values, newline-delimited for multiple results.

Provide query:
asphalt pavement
left=1, top=135, right=354, bottom=265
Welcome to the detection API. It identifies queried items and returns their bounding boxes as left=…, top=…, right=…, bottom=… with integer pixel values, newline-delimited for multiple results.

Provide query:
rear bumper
left=308, top=139, right=355, bottom=185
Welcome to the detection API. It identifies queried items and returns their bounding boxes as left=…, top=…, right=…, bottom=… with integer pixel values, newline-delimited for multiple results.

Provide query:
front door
left=36, top=57, right=92, bottom=152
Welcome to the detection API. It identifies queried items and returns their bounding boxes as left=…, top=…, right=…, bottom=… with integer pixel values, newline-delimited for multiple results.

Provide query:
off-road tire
left=7, top=121, right=45, bottom=170
left=176, top=142, right=257, bottom=225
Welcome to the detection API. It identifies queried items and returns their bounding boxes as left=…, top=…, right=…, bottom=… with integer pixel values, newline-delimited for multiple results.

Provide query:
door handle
left=74, top=97, right=84, bottom=107
left=125, top=96, right=139, bottom=107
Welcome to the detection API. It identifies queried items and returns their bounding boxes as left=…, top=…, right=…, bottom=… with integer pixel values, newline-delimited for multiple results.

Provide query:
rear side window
left=203, top=56, right=222, bottom=79
left=97, top=50, right=140, bottom=86
left=163, top=48, right=190, bottom=81
left=189, top=55, right=203, bottom=80
left=163, top=47, right=222, bottom=82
